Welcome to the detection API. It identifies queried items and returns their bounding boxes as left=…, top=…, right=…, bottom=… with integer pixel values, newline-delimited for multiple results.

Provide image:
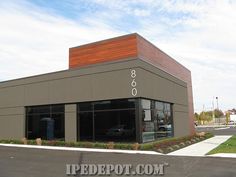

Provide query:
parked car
left=106, top=125, right=134, bottom=137
left=228, top=120, right=236, bottom=125
left=158, top=123, right=171, bottom=131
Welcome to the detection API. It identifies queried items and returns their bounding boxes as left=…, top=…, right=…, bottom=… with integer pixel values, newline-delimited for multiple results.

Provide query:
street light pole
left=212, top=96, right=215, bottom=124
left=216, top=97, right=219, bottom=125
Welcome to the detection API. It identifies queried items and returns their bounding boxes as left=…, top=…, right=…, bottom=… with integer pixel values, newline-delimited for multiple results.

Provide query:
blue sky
left=0, top=0, right=236, bottom=112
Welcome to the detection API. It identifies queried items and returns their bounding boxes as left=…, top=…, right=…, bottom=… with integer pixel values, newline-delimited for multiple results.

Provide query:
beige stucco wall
left=65, top=104, right=77, bottom=142
left=0, top=107, right=25, bottom=139
left=0, top=59, right=190, bottom=141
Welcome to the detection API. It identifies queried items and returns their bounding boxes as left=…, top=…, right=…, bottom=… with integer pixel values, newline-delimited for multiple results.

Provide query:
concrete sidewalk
left=168, top=135, right=232, bottom=156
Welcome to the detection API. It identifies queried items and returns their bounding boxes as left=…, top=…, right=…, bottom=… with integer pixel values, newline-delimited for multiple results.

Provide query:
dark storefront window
left=142, top=99, right=173, bottom=143
left=26, top=105, right=65, bottom=140
left=77, top=99, right=136, bottom=142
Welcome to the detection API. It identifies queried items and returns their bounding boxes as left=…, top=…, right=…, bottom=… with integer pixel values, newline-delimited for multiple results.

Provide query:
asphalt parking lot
left=196, top=125, right=236, bottom=135
left=0, top=146, right=236, bottom=177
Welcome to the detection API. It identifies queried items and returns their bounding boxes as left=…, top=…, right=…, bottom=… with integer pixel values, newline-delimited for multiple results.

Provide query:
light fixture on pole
left=212, top=96, right=215, bottom=122
left=216, top=97, right=219, bottom=110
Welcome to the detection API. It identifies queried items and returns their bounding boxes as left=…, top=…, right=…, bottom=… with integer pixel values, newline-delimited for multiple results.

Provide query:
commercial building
left=0, top=33, right=194, bottom=143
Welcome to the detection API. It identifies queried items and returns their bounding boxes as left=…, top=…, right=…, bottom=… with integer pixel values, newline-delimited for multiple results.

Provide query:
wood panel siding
left=137, top=35, right=195, bottom=135
left=69, top=34, right=138, bottom=68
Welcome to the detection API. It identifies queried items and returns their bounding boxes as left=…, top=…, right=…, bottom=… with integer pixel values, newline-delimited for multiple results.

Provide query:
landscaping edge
left=207, top=135, right=236, bottom=155
left=0, top=132, right=213, bottom=154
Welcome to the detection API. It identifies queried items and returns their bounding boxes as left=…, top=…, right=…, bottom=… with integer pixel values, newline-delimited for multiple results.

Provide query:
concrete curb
left=214, top=127, right=230, bottom=130
left=0, top=143, right=162, bottom=155
left=1, top=137, right=236, bottom=158
left=207, top=153, right=236, bottom=158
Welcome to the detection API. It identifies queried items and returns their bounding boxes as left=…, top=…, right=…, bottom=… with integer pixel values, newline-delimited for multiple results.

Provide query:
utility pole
left=202, top=104, right=205, bottom=125
left=216, top=97, right=219, bottom=125
left=212, top=96, right=215, bottom=124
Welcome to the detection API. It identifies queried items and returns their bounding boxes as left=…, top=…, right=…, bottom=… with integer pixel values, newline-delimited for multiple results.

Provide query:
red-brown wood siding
left=69, top=34, right=138, bottom=68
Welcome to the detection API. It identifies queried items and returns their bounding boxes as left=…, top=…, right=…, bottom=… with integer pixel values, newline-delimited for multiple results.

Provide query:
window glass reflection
left=142, top=99, right=173, bottom=143
left=77, top=98, right=136, bottom=142
left=94, top=110, right=135, bottom=141
left=141, top=99, right=151, bottom=109
left=143, top=110, right=151, bottom=121
left=155, top=101, right=164, bottom=111
left=26, top=105, right=65, bottom=140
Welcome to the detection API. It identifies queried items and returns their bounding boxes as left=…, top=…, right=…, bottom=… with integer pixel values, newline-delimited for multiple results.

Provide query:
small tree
left=225, top=112, right=230, bottom=125
left=214, top=109, right=224, bottom=118
left=205, top=111, right=213, bottom=122
left=232, top=108, right=236, bottom=114
left=199, top=111, right=206, bottom=124
left=194, top=113, right=199, bottom=123
left=199, top=111, right=212, bottom=124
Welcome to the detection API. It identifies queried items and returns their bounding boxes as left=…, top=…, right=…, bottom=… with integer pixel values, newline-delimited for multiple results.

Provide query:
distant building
left=230, top=115, right=236, bottom=122
left=228, top=109, right=236, bottom=115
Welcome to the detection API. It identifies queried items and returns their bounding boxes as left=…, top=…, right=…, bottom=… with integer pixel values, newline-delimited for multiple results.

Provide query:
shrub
left=132, top=143, right=140, bottom=150
left=0, top=139, right=23, bottom=144
left=45, top=140, right=57, bottom=146
left=21, top=137, right=27, bottom=145
left=27, top=140, right=36, bottom=145
left=65, top=142, right=75, bottom=147
left=107, top=142, right=115, bottom=149
left=54, top=141, right=66, bottom=146
left=114, top=143, right=133, bottom=150
left=93, top=142, right=107, bottom=149
left=0, top=132, right=213, bottom=154
left=36, top=138, right=42, bottom=146
left=140, top=143, right=154, bottom=150
left=82, top=142, right=94, bottom=148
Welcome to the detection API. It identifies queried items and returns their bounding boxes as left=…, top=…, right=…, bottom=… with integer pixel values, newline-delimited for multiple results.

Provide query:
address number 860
left=130, top=69, right=137, bottom=96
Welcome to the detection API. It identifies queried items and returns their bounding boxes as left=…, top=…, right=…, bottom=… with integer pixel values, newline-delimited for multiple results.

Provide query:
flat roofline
left=69, top=33, right=138, bottom=49
left=136, top=34, right=191, bottom=73
left=70, top=32, right=190, bottom=73
left=0, top=33, right=190, bottom=84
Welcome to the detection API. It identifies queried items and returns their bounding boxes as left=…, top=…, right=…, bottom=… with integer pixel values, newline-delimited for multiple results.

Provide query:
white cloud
left=150, top=1, right=236, bottom=112
left=0, top=0, right=123, bottom=80
left=0, top=0, right=236, bottom=112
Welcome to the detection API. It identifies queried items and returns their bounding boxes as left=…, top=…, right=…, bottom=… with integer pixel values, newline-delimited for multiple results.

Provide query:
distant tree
left=205, top=111, right=213, bottom=117
left=194, top=113, right=199, bottom=121
left=214, top=109, right=224, bottom=118
left=199, top=111, right=212, bottom=124
left=225, top=112, right=230, bottom=125
left=231, top=108, right=236, bottom=114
